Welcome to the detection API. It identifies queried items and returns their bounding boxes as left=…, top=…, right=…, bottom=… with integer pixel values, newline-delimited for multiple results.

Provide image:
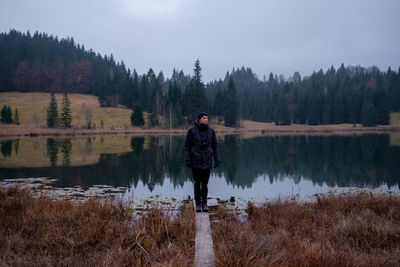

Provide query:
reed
left=211, top=193, right=400, bottom=266
left=0, top=187, right=195, bottom=266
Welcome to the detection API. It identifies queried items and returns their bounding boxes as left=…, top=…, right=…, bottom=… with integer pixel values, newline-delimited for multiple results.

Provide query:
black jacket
left=184, top=122, right=220, bottom=170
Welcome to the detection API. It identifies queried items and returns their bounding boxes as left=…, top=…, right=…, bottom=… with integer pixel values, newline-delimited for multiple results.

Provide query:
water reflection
left=60, top=139, right=72, bottom=167
left=45, top=138, right=73, bottom=167
left=1, top=140, right=12, bottom=157
left=46, top=138, right=59, bottom=167
left=131, top=137, right=144, bottom=154
left=0, top=135, right=400, bottom=196
left=224, top=135, right=400, bottom=189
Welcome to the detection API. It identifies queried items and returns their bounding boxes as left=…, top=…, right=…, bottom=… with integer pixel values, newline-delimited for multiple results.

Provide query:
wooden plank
left=194, top=203, right=215, bottom=267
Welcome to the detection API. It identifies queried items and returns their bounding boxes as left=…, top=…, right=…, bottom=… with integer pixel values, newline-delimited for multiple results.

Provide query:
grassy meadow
left=0, top=92, right=132, bottom=128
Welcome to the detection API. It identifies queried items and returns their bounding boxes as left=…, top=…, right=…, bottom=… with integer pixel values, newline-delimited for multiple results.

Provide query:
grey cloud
left=0, top=0, right=399, bottom=81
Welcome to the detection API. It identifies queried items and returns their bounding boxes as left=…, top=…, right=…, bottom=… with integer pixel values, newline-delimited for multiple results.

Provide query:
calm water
left=1, top=134, right=400, bottom=200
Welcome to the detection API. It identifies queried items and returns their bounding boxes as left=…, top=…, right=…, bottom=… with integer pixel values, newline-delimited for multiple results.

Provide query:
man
left=184, top=112, right=220, bottom=212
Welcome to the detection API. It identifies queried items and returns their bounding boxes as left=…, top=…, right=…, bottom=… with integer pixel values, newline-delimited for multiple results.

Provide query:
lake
left=1, top=134, right=400, bottom=201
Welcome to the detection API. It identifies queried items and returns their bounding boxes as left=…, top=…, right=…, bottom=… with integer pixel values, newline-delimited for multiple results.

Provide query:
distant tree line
left=207, top=65, right=400, bottom=126
left=1, top=30, right=399, bottom=127
left=0, top=105, right=19, bottom=125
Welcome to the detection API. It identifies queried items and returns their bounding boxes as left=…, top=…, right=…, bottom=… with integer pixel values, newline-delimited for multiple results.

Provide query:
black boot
left=202, top=203, right=209, bottom=212
left=195, top=203, right=202, bottom=212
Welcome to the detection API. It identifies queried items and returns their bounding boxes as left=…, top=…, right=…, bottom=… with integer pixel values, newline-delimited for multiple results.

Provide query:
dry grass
left=391, top=112, right=400, bottom=126
left=0, top=187, right=195, bottom=266
left=390, top=133, right=400, bottom=147
left=211, top=193, right=400, bottom=267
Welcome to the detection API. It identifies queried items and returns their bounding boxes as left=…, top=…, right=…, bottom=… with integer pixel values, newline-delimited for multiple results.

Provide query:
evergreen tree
left=0, top=105, right=13, bottom=124
left=148, top=69, right=163, bottom=126
left=274, top=94, right=291, bottom=125
left=131, top=105, right=144, bottom=126
left=167, top=81, right=185, bottom=127
left=139, top=74, right=149, bottom=111
left=361, top=95, right=378, bottom=126
left=60, top=93, right=72, bottom=128
left=213, top=87, right=225, bottom=117
left=374, top=90, right=390, bottom=125
left=211, top=80, right=225, bottom=118
left=14, top=108, right=20, bottom=125
left=388, top=68, right=400, bottom=111
left=183, top=59, right=208, bottom=123
left=46, top=93, right=58, bottom=128
left=168, top=81, right=181, bottom=105
left=223, top=78, right=239, bottom=127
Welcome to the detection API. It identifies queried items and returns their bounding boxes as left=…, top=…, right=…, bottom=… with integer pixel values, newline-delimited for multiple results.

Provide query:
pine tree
left=47, top=93, right=58, bottom=128
left=223, top=78, right=239, bottom=127
left=14, top=108, right=20, bottom=125
left=183, top=59, right=208, bottom=123
left=0, top=105, right=13, bottom=124
left=131, top=105, right=144, bottom=126
left=148, top=69, right=163, bottom=126
left=361, top=95, right=378, bottom=126
left=274, top=93, right=291, bottom=125
left=139, top=74, right=149, bottom=111
left=167, top=81, right=185, bottom=127
left=212, top=81, right=225, bottom=118
left=60, top=93, right=72, bottom=128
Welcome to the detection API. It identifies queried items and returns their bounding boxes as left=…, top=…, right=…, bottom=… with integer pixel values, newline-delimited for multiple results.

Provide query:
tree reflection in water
left=0, top=140, right=12, bottom=158
left=0, top=135, right=399, bottom=191
left=46, top=138, right=58, bottom=167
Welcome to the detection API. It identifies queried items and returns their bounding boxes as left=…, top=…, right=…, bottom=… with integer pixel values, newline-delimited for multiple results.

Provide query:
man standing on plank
left=184, top=112, right=220, bottom=212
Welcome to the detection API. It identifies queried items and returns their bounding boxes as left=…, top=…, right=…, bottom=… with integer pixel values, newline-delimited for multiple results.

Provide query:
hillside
left=0, top=92, right=132, bottom=128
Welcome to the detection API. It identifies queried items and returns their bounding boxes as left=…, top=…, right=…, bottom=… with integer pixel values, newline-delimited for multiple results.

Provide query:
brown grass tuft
left=0, top=187, right=195, bottom=266
left=211, top=193, right=400, bottom=267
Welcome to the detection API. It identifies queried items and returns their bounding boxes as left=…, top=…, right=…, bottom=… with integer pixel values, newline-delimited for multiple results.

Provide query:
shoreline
left=1, top=124, right=400, bottom=138
left=2, top=177, right=399, bottom=209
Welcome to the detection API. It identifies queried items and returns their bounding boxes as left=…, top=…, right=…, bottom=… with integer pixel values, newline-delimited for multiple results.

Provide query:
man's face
left=199, top=116, right=208, bottom=124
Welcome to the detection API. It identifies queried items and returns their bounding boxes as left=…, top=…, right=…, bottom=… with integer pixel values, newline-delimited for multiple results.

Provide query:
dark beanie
left=197, top=112, right=208, bottom=121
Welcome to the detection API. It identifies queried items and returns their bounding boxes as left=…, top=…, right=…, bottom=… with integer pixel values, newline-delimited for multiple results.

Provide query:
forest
left=1, top=30, right=400, bottom=127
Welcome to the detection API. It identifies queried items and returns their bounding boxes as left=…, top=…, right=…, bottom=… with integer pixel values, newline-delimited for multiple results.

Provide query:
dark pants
left=192, top=169, right=211, bottom=205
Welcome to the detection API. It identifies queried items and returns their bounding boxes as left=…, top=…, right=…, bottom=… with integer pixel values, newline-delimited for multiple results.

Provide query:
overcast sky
left=1, top=0, right=399, bottom=82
